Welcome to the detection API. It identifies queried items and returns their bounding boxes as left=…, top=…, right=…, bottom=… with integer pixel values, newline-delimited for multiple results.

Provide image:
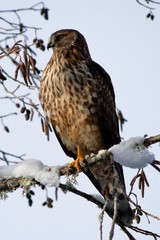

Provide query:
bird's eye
left=56, top=35, right=65, bottom=42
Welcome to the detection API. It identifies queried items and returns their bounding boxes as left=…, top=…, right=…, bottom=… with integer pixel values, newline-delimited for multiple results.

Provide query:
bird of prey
left=40, top=29, right=134, bottom=224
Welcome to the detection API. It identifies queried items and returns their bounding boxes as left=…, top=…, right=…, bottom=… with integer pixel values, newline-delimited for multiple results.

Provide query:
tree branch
left=144, top=134, right=160, bottom=146
left=0, top=134, right=160, bottom=239
left=136, top=0, right=155, bottom=9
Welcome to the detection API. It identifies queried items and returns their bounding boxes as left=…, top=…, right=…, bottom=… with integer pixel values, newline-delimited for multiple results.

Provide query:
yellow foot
left=68, top=146, right=84, bottom=173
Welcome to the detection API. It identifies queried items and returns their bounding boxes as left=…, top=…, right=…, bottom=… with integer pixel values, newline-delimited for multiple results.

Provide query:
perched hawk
left=40, top=29, right=134, bottom=224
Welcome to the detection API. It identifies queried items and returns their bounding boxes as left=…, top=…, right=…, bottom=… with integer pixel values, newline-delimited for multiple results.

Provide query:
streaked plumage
left=40, top=29, right=134, bottom=224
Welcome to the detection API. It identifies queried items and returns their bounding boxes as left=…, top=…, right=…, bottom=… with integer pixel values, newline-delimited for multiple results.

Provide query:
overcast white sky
left=0, top=1, right=160, bottom=240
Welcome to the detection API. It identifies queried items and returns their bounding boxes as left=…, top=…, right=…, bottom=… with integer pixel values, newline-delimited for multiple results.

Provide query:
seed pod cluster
left=15, top=52, right=40, bottom=86
left=5, top=44, right=10, bottom=50
left=138, top=169, right=149, bottom=198
left=42, top=197, right=53, bottom=208
left=26, top=190, right=35, bottom=207
left=146, top=12, right=155, bottom=20
left=25, top=109, right=31, bottom=120
left=117, top=109, right=127, bottom=131
left=40, top=7, right=49, bottom=20
left=134, top=205, right=143, bottom=224
left=135, top=214, right=141, bottom=224
left=0, top=69, right=7, bottom=81
left=20, top=106, right=26, bottom=113
left=41, top=118, right=52, bottom=141
left=20, top=106, right=34, bottom=121
left=15, top=103, right=20, bottom=108
left=19, top=23, right=24, bottom=33
left=33, top=38, right=45, bottom=51
left=3, top=125, right=10, bottom=133
left=130, top=169, right=149, bottom=198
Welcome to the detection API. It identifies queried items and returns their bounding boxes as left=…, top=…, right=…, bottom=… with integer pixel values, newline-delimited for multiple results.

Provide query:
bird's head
left=47, top=29, right=91, bottom=60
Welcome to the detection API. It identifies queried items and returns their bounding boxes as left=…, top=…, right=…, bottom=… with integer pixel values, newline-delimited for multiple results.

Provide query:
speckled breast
left=40, top=59, right=105, bottom=156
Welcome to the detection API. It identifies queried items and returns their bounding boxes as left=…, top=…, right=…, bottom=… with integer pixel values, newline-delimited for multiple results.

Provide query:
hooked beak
left=47, top=42, right=53, bottom=50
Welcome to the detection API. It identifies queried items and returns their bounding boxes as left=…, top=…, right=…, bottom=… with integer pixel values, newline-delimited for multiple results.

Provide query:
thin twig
left=109, top=196, right=118, bottom=240
left=130, top=198, right=160, bottom=221
left=0, top=2, right=45, bottom=13
left=151, top=161, right=160, bottom=173
left=0, top=150, right=25, bottom=164
left=99, top=200, right=108, bottom=240
left=0, top=112, right=17, bottom=119
left=150, top=0, right=160, bottom=4
left=127, top=224, right=160, bottom=239
left=136, top=0, right=155, bottom=9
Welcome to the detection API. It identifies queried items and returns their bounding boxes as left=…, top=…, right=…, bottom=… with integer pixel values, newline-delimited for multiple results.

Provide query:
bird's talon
left=75, top=158, right=83, bottom=172
left=68, top=161, right=75, bottom=169
left=68, top=157, right=83, bottom=173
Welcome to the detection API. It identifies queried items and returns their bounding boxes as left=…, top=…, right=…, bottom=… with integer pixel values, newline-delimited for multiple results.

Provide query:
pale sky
left=0, top=1, right=160, bottom=240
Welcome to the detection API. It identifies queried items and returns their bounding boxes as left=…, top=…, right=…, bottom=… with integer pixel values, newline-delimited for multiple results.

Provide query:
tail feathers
left=104, top=188, right=134, bottom=225
left=83, top=154, right=134, bottom=225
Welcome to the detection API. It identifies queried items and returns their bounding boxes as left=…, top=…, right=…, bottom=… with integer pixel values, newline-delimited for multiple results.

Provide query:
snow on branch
left=0, top=134, right=159, bottom=192
left=109, top=136, right=155, bottom=169
left=0, top=159, right=60, bottom=187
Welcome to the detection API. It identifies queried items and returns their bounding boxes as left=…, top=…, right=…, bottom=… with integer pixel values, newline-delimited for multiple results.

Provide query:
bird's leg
left=68, top=146, right=84, bottom=172
left=75, top=145, right=84, bottom=172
